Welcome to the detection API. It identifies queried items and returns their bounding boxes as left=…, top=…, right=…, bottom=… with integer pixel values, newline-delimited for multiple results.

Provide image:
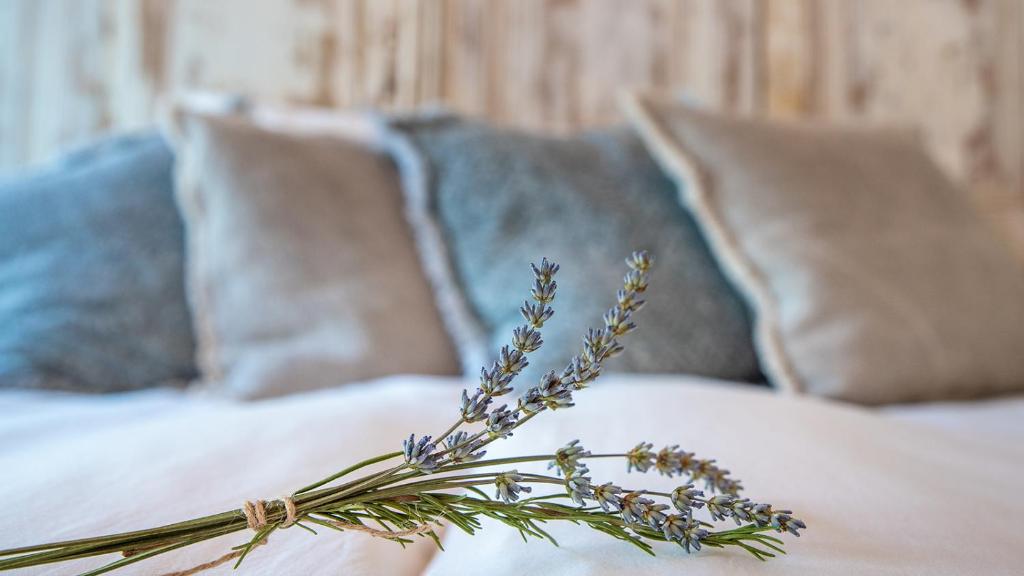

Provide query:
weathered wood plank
left=576, top=0, right=670, bottom=126
left=0, top=0, right=38, bottom=169
left=675, top=0, right=764, bottom=114
left=765, top=0, right=820, bottom=117
left=442, top=0, right=493, bottom=117
left=0, top=0, right=1022, bottom=252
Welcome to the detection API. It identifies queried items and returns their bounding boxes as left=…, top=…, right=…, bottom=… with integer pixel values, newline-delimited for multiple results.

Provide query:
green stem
left=0, top=511, right=241, bottom=561
left=434, top=421, right=463, bottom=446
left=294, top=464, right=409, bottom=511
left=440, top=454, right=557, bottom=472
left=309, top=451, right=631, bottom=507
left=293, top=450, right=404, bottom=495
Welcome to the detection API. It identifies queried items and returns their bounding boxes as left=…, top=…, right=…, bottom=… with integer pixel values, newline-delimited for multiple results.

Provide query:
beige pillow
left=166, top=107, right=459, bottom=398
left=622, top=93, right=1024, bottom=404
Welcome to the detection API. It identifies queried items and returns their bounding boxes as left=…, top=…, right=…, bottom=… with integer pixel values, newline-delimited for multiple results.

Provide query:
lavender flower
left=562, top=355, right=601, bottom=390
left=592, top=482, right=623, bottom=512
left=620, top=491, right=654, bottom=525
left=604, top=341, right=625, bottom=361
left=629, top=445, right=743, bottom=496
left=511, top=325, right=543, bottom=353
left=770, top=511, right=807, bottom=537
left=494, top=471, right=532, bottom=503
left=639, top=502, right=670, bottom=529
left=485, top=405, right=518, bottom=439
left=691, top=459, right=743, bottom=495
left=402, top=434, right=439, bottom=473
left=626, top=250, right=653, bottom=272
left=538, top=370, right=574, bottom=410
left=616, top=288, right=645, bottom=313
left=717, top=477, right=744, bottom=495
left=626, top=442, right=656, bottom=473
left=661, top=514, right=708, bottom=552
left=620, top=252, right=652, bottom=305
left=445, top=431, right=486, bottom=464
left=565, top=465, right=594, bottom=506
left=623, top=269, right=649, bottom=293
left=750, top=504, right=806, bottom=536
left=707, top=495, right=735, bottom=521
left=660, top=513, right=689, bottom=541
left=518, top=370, right=574, bottom=415
left=530, top=278, right=557, bottom=304
left=655, top=445, right=683, bottom=476
left=674, top=448, right=696, bottom=474
left=724, top=497, right=754, bottom=524
left=517, top=387, right=545, bottom=414
left=521, top=301, right=554, bottom=328
left=519, top=259, right=558, bottom=328
left=603, top=306, right=637, bottom=337
left=670, top=484, right=705, bottom=513
left=479, top=363, right=515, bottom=397
left=460, top=389, right=491, bottom=423
left=582, top=328, right=617, bottom=364
left=497, top=345, right=528, bottom=376
left=531, top=258, right=560, bottom=283
left=548, top=439, right=590, bottom=476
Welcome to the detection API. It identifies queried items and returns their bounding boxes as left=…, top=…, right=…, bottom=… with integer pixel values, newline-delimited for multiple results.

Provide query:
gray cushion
left=387, top=115, right=761, bottom=385
left=622, top=93, right=1024, bottom=403
left=166, top=109, right=460, bottom=398
left=0, top=132, right=197, bottom=392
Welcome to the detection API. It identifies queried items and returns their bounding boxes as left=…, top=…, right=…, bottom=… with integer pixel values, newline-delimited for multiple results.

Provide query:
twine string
left=154, top=497, right=430, bottom=576
left=279, top=496, right=298, bottom=529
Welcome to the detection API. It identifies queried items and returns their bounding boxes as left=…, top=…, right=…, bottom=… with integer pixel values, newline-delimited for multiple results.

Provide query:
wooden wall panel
left=1, top=0, right=1022, bottom=251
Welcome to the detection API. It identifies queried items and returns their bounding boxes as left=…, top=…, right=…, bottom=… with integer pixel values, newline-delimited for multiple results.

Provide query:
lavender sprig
left=434, top=257, right=561, bottom=459
left=395, top=252, right=803, bottom=559
left=0, top=252, right=805, bottom=574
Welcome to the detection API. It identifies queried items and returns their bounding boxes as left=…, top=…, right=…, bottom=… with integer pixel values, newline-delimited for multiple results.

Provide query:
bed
left=3, top=375, right=1022, bottom=575
left=3, top=94, right=1024, bottom=576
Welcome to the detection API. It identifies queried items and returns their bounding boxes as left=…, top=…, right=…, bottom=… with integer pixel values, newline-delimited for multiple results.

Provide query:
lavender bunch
left=0, top=252, right=804, bottom=575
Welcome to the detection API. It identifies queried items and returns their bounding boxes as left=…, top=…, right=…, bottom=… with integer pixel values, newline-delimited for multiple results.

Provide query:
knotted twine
left=153, top=497, right=431, bottom=576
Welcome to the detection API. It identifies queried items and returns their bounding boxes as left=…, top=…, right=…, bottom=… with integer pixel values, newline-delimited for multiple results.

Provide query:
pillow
left=0, top=132, right=197, bottom=392
left=621, top=93, right=1024, bottom=404
left=166, top=108, right=460, bottom=398
left=383, top=115, right=761, bottom=386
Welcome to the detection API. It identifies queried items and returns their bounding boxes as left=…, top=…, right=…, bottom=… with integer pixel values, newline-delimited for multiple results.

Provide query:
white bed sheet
left=883, top=394, right=1024, bottom=451
left=1, top=375, right=1021, bottom=575
left=423, top=377, right=1024, bottom=576
left=0, top=377, right=457, bottom=575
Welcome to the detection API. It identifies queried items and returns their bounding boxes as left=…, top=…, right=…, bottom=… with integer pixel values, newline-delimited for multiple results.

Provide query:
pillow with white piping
left=163, top=100, right=460, bottom=398
left=621, top=92, right=1024, bottom=404
left=381, top=113, right=763, bottom=386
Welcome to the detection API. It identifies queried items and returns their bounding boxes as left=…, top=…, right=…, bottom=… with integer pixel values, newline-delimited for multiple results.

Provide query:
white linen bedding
left=1, top=375, right=1021, bottom=575
left=0, top=377, right=455, bottom=575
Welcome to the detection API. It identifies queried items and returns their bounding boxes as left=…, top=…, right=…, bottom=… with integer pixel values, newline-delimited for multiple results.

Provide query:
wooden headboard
left=1, top=0, right=1021, bottom=251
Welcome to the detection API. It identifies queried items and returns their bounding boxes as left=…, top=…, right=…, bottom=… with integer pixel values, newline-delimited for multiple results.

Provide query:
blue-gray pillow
left=387, top=116, right=762, bottom=385
left=0, top=132, right=197, bottom=392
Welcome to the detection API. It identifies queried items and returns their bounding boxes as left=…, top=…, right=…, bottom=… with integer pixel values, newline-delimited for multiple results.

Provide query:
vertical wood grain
left=765, top=0, right=820, bottom=117
left=0, top=0, right=38, bottom=169
left=442, top=0, right=493, bottom=116
left=676, top=0, right=764, bottom=114
left=495, top=0, right=547, bottom=130
left=1, top=0, right=1022, bottom=249
left=576, top=0, right=667, bottom=126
